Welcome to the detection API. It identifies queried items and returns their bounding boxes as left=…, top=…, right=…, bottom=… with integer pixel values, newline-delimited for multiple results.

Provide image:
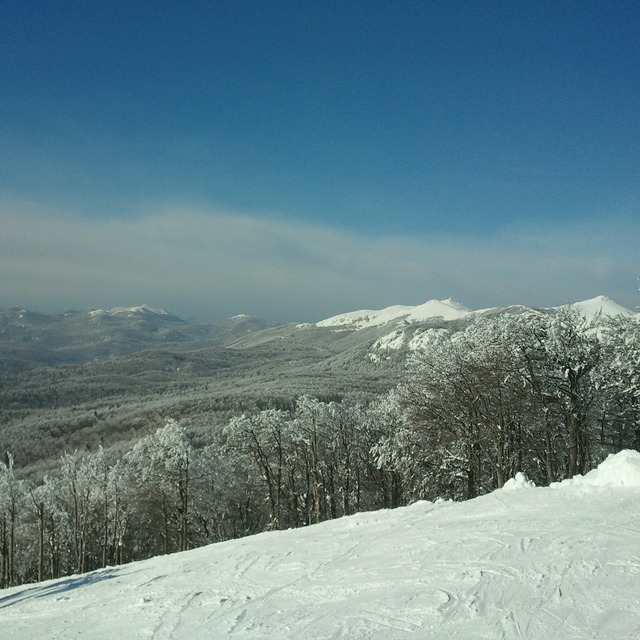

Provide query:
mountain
left=87, top=304, right=182, bottom=320
left=310, top=295, right=637, bottom=362
left=317, top=297, right=471, bottom=329
left=2, top=296, right=633, bottom=373
left=552, top=295, right=637, bottom=319
left=0, top=306, right=272, bottom=370
left=1, top=449, right=639, bottom=639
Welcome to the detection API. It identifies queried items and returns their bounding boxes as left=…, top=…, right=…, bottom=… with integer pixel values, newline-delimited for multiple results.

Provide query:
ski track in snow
left=1, top=454, right=640, bottom=639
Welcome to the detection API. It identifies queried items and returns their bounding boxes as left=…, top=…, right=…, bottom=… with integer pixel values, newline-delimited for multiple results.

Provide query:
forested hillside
left=1, top=299, right=639, bottom=588
left=0, top=309, right=401, bottom=474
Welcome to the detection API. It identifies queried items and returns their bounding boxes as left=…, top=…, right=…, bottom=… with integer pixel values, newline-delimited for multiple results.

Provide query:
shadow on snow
left=0, top=569, right=119, bottom=609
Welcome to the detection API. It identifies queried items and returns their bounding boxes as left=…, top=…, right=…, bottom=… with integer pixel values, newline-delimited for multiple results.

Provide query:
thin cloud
left=0, top=201, right=637, bottom=322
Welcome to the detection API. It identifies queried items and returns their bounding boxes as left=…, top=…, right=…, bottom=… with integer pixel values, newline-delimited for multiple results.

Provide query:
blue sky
left=1, top=1, right=638, bottom=321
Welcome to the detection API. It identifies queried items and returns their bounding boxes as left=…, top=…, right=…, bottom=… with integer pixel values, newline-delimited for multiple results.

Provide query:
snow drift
left=1, top=451, right=639, bottom=639
left=558, top=449, right=640, bottom=488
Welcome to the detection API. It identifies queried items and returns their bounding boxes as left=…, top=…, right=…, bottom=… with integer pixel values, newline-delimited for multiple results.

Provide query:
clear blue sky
left=1, top=1, right=638, bottom=321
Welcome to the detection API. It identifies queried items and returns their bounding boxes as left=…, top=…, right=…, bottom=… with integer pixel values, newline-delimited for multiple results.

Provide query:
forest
left=1, top=308, right=639, bottom=589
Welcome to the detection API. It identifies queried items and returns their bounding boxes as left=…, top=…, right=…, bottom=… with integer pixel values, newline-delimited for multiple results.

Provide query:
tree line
left=1, top=308, right=638, bottom=588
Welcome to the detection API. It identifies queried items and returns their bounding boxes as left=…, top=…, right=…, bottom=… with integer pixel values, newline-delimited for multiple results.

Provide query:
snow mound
left=502, top=471, right=536, bottom=490
left=567, top=450, right=640, bottom=487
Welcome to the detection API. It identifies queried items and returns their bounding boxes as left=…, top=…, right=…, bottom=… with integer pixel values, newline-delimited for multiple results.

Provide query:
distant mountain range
left=1, top=295, right=635, bottom=376
left=0, top=305, right=271, bottom=370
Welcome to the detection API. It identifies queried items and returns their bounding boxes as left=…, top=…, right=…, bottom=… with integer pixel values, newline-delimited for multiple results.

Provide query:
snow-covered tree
left=399, top=309, right=612, bottom=497
left=58, top=451, right=101, bottom=574
left=400, top=321, right=530, bottom=498
left=223, top=409, right=293, bottom=530
left=125, top=419, right=193, bottom=555
left=26, top=473, right=69, bottom=581
left=0, top=453, right=22, bottom=586
left=519, top=309, right=603, bottom=478
left=597, top=315, right=640, bottom=452
left=369, top=391, right=426, bottom=505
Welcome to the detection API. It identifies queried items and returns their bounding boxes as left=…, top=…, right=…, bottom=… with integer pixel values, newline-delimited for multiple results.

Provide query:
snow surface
left=2, top=451, right=640, bottom=639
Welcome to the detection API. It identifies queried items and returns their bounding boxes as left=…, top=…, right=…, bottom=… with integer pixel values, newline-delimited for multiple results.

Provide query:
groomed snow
left=2, top=451, right=639, bottom=639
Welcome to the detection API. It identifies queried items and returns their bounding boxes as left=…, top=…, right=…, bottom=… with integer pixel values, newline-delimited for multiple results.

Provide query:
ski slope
left=1, top=451, right=639, bottom=639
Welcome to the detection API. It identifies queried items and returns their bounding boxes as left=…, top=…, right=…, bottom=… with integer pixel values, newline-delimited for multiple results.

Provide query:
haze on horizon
left=1, top=1, right=638, bottom=322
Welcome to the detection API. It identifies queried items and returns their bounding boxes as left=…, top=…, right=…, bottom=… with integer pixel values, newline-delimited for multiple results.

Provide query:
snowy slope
left=2, top=451, right=640, bottom=640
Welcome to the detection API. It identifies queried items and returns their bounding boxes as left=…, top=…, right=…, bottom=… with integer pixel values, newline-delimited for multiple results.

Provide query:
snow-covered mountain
left=317, top=295, right=636, bottom=331
left=317, top=298, right=471, bottom=329
left=553, top=295, right=637, bottom=319
left=1, top=450, right=639, bottom=639
left=87, top=304, right=176, bottom=319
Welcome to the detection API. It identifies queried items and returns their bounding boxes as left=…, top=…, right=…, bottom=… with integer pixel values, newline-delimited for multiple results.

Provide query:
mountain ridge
left=0, top=305, right=273, bottom=370
left=316, top=294, right=636, bottom=331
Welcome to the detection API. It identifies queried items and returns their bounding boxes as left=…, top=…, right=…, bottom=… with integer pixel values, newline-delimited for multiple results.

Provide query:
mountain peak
left=554, top=295, right=636, bottom=319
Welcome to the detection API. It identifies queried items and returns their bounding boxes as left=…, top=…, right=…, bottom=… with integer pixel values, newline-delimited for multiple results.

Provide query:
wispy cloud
left=0, top=201, right=637, bottom=321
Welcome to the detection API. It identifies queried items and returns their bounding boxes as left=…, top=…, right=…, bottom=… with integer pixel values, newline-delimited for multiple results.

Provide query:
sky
left=1, top=0, right=638, bottom=322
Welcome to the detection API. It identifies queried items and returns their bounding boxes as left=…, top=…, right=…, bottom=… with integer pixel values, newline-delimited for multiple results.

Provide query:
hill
left=1, top=450, right=639, bottom=639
